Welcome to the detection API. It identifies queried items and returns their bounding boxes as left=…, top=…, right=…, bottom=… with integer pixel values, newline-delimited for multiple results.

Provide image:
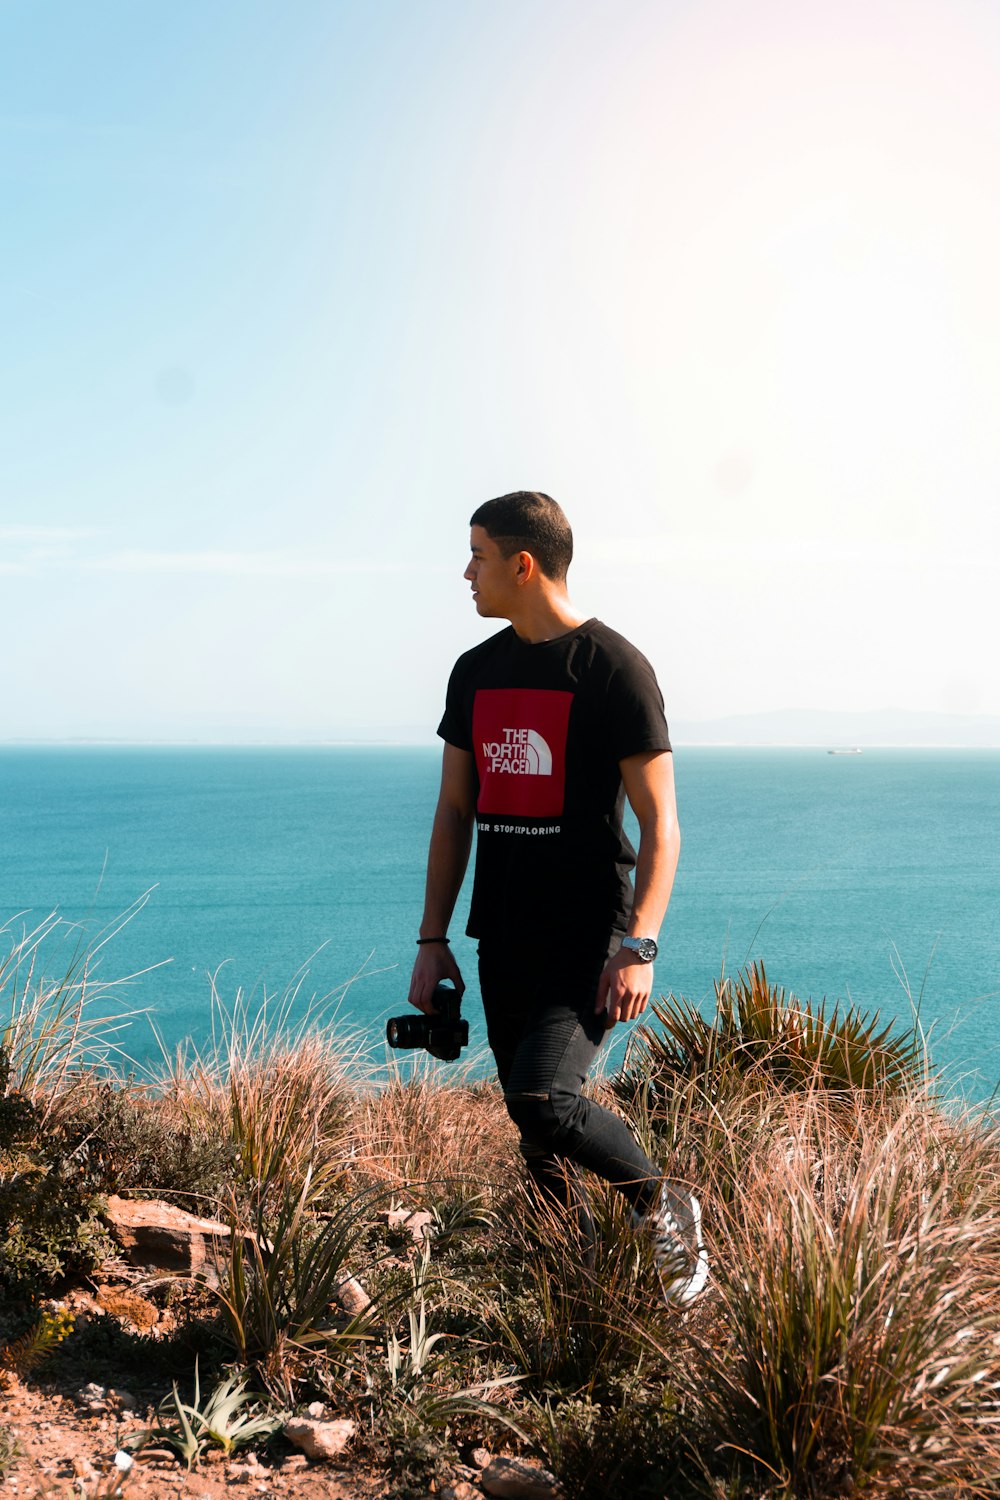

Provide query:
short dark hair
left=469, top=491, right=573, bottom=582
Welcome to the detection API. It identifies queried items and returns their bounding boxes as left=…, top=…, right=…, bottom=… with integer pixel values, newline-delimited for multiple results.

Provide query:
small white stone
left=283, top=1417, right=356, bottom=1462
left=114, top=1451, right=134, bottom=1473
left=75, top=1383, right=107, bottom=1404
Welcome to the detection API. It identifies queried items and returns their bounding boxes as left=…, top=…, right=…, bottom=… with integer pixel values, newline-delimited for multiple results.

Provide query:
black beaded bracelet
left=416, top=936, right=450, bottom=946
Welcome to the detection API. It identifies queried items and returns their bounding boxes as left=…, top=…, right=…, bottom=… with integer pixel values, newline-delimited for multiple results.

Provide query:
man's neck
left=507, top=592, right=589, bottom=644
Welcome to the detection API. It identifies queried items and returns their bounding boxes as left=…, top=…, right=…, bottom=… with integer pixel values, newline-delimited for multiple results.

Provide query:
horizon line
left=1, top=738, right=999, bottom=752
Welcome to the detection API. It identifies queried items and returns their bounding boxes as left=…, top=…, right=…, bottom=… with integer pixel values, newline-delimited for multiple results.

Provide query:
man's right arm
left=407, top=743, right=477, bottom=1014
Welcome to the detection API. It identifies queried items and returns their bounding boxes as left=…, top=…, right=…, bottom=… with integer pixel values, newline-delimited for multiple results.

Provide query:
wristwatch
left=621, top=936, right=658, bottom=963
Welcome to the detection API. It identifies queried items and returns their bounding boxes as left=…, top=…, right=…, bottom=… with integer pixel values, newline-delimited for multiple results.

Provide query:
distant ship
left=828, top=747, right=863, bottom=755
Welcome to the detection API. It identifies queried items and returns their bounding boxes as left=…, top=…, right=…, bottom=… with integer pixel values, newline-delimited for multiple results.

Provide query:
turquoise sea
left=0, top=747, right=998, bottom=1097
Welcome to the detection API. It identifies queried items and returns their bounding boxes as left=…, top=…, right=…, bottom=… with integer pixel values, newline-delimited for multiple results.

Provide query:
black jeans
left=478, top=938, right=659, bottom=1253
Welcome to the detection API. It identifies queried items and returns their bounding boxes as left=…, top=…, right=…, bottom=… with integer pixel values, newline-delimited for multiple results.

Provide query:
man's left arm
left=595, top=750, right=681, bottom=1028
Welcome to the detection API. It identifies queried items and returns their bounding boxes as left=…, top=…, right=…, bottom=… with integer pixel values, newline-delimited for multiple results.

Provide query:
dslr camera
left=386, top=983, right=469, bottom=1062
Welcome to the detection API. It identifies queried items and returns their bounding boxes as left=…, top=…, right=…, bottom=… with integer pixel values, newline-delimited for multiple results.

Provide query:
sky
left=2, top=0, right=999, bottom=743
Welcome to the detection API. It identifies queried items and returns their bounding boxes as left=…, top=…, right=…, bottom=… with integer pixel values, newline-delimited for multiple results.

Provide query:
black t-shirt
left=437, top=618, right=671, bottom=945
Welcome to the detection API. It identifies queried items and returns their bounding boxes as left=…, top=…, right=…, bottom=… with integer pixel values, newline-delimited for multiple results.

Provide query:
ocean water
left=0, top=746, right=998, bottom=1097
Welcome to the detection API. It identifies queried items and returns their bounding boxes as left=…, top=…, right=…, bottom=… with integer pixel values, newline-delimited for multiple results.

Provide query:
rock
left=115, top=1390, right=139, bottom=1412
left=306, top=1401, right=326, bottom=1419
left=333, top=1273, right=372, bottom=1316
left=76, top=1382, right=107, bottom=1402
left=283, top=1417, right=356, bottom=1462
left=442, top=1483, right=481, bottom=1500
left=481, top=1456, right=561, bottom=1499
left=96, top=1286, right=159, bottom=1331
left=102, top=1195, right=234, bottom=1283
left=279, top=1454, right=309, bottom=1471
left=74, top=1382, right=109, bottom=1413
left=62, top=1289, right=102, bottom=1327
left=378, top=1207, right=435, bottom=1243
left=227, top=1461, right=265, bottom=1482
left=470, top=1447, right=492, bottom=1469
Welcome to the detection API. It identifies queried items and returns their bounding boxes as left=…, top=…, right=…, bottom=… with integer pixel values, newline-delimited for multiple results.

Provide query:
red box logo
left=472, top=688, right=573, bottom=817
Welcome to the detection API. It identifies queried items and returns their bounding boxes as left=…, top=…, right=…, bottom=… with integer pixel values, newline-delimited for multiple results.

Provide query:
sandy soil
left=0, top=1370, right=392, bottom=1500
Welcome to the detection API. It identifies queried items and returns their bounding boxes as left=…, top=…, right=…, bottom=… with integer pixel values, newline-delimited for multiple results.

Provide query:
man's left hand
left=595, top=948, right=654, bottom=1029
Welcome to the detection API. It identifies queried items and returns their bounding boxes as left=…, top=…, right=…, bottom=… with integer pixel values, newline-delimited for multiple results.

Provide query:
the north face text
left=481, top=727, right=553, bottom=775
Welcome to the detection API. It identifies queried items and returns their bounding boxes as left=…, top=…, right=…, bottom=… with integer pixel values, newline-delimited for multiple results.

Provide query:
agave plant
left=382, top=1242, right=526, bottom=1449
left=620, top=961, right=928, bottom=1098
left=126, top=1360, right=284, bottom=1469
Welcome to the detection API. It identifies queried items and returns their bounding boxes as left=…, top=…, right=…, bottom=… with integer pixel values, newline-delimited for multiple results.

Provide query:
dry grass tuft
left=0, top=901, right=153, bottom=1120
left=157, top=972, right=366, bottom=1205
left=349, top=1053, right=516, bottom=1192
left=654, top=1086, right=1000, bottom=1496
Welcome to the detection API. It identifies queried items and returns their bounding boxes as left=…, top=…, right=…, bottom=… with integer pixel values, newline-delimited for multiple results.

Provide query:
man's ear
left=515, top=550, right=536, bottom=584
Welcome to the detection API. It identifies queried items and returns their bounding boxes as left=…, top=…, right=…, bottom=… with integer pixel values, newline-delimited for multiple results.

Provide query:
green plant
left=386, top=1249, right=446, bottom=1388
left=214, top=1167, right=381, bottom=1396
left=56, top=1078, right=235, bottom=1208
left=127, top=1360, right=284, bottom=1469
left=531, top=1384, right=690, bottom=1500
left=427, top=1186, right=496, bottom=1251
left=375, top=1246, right=525, bottom=1499
left=0, top=902, right=155, bottom=1296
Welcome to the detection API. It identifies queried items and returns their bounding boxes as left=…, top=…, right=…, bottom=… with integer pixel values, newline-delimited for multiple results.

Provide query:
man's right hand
left=407, top=943, right=465, bottom=1015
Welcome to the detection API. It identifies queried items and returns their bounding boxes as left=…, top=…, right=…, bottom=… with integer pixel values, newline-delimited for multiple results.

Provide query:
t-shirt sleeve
left=436, top=659, right=473, bottom=750
left=605, top=649, right=672, bottom=762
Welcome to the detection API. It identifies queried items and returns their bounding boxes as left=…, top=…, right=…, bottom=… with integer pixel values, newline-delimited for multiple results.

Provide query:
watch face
left=624, top=936, right=658, bottom=963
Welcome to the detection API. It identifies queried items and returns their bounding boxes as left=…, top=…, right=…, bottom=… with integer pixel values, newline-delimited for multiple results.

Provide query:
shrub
left=532, top=1384, right=691, bottom=1500
left=57, top=1078, right=235, bottom=1209
left=0, top=1423, right=22, bottom=1479
left=0, top=1049, right=112, bottom=1300
left=0, top=1307, right=74, bottom=1385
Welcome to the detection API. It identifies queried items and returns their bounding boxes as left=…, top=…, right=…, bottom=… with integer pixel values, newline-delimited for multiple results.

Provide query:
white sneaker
left=635, top=1182, right=709, bottom=1306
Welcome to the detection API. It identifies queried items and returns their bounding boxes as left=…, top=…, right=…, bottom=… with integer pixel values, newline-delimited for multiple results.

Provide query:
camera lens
left=385, top=1013, right=428, bottom=1050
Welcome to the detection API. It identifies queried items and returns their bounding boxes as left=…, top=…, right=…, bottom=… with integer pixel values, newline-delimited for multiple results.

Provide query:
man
left=407, top=491, right=707, bottom=1304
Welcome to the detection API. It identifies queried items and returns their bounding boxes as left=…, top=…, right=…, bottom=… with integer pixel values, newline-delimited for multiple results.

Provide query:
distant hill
left=672, top=709, right=1000, bottom=748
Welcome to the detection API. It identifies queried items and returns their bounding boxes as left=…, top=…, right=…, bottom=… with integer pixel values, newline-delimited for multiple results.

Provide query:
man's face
left=464, top=525, right=520, bottom=618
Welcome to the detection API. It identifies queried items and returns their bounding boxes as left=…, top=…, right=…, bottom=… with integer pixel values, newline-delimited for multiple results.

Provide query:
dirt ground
left=1, top=1372, right=392, bottom=1499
